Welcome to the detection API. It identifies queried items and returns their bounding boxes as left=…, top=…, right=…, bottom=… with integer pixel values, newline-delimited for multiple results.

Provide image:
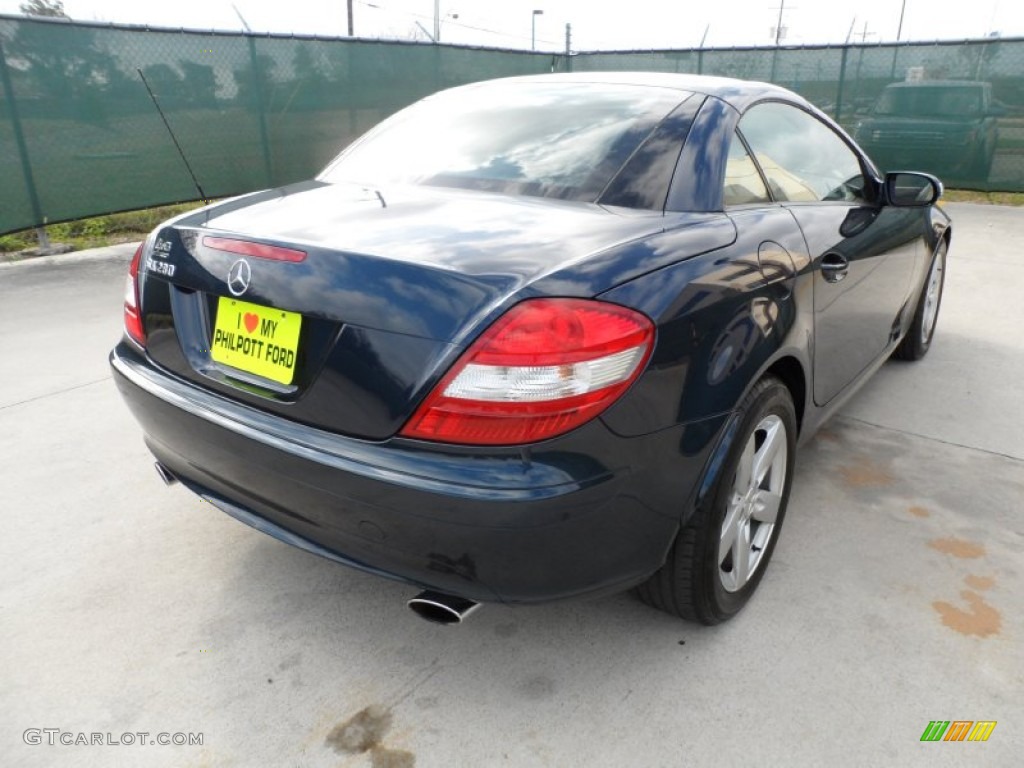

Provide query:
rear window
left=319, top=82, right=688, bottom=205
left=873, top=85, right=984, bottom=117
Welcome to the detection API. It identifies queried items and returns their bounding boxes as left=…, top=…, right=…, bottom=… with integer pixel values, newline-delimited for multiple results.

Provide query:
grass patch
left=943, top=189, right=1024, bottom=205
left=0, top=202, right=208, bottom=254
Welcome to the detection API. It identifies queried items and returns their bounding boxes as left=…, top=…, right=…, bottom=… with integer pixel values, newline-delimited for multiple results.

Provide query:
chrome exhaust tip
left=154, top=461, right=178, bottom=486
left=407, top=590, right=480, bottom=625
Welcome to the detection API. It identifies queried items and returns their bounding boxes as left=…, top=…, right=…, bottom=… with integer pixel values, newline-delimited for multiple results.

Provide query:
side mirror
left=885, top=172, right=943, bottom=207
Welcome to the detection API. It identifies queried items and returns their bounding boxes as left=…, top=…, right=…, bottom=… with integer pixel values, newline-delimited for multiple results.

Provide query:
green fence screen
left=2, top=14, right=1023, bottom=234
left=574, top=41, right=1024, bottom=192
left=0, top=16, right=558, bottom=234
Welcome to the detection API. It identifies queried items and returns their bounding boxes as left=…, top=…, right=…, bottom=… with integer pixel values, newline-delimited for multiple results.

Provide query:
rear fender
left=599, top=207, right=811, bottom=436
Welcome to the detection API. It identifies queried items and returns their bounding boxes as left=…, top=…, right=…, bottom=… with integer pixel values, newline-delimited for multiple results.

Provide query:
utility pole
left=532, top=9, right=544, bottom=51
left=770, top=1, right=797, bottom=46
left=854, top=20, right=873, bottom=44
left=564, top=23, right=571, bottom=56
left=891, top=1, right=907, bottom=79
left=429, top=5, right=459, bottom=44
left=698, top=24, right=709, bottom=74
left=769, top=2, right=794, bottom=82
left=773, top=0, right=786, bottom=46
left=853, top=21, right=873, bottom=106
left=347, top=0, right=353, bottom=36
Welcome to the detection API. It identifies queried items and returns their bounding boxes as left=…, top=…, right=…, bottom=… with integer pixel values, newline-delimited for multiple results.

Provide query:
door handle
left=820, top=252, right=849, bottom=283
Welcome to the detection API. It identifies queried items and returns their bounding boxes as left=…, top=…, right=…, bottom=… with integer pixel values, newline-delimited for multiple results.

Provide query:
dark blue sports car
left=111, top=73, right=950, bottom=625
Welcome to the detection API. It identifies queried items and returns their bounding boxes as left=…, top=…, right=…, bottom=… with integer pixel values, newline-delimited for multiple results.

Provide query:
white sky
left=0, top=0, right=1019, bottom=51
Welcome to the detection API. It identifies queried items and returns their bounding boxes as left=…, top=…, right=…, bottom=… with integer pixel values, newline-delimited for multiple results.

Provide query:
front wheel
left=893, top=239, right=947, bottom=361
left=635, top=376, right=797, bottom=624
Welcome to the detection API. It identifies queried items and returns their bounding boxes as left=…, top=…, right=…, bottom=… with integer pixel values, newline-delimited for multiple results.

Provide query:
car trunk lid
left=138, top=181, right=732, bottom=439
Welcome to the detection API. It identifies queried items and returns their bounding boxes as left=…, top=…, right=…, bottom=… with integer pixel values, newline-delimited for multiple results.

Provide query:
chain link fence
left=0, top=15, right=558, bottom=234
left=2, top=14, right=1023, bottom=234
left=574, top=39, right=1024, bottom=191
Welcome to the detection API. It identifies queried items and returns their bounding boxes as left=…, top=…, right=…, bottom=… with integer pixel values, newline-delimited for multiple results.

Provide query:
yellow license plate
left=211, top=297, right=302, bottom=385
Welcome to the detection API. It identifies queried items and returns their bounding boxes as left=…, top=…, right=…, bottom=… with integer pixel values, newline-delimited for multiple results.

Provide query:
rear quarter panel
left=597, top=207, right=814, bottom=437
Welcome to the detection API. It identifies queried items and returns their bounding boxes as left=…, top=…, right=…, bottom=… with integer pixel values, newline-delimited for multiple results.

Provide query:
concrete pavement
left=1, top=205, right=1021, bottom=767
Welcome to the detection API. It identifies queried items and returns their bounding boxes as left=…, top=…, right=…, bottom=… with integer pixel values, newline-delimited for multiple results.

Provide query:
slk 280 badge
left=146, top=257, right=176, bottom=277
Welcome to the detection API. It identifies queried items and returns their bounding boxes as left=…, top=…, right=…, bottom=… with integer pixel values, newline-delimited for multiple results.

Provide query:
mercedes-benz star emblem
left=227, top=259, right=251, bottom=297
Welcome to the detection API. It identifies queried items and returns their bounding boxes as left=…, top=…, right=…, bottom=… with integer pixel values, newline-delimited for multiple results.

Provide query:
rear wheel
left=893, top=239, right=947, bottom=361
left=635, top=376, right=797, bottom=624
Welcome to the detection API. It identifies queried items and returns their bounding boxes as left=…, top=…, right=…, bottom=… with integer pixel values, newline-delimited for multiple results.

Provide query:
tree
left=290, top=46, right=328, bottom=109
left=178, top=61, right=219, bottom=108
left=232, top=53, right=277, bottom=109
left=140, top=63, right=188, bottom=104
left=19, top=0, right=68, bottom=17
left=958, top=33, right=1002, bottom=80
left=8, top=7, right=128, bottom=122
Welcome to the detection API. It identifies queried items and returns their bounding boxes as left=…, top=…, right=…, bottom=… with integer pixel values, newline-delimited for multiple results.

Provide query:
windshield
left=873, top=85, right=984, bottom=117
left=319, top=82, right=687, bottom=205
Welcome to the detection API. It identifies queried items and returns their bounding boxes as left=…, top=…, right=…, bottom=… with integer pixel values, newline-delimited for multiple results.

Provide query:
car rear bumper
left=110, top=342, right=725, bottom=604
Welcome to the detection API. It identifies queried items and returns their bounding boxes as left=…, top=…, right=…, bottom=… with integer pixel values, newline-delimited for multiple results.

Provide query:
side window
left=723, top=131, right=771, bottom=206
left=738, top=102, right=868, bottom=203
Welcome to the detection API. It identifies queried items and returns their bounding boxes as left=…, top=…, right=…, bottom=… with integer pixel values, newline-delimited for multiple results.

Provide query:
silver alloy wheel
left=718, top=414, right=788, bottom=593
left=921, top=246, right=946, bottom=344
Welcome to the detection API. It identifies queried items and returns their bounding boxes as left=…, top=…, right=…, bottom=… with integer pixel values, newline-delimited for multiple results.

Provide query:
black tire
left=893, top=239, right=947, bottom=361
left=635, top=376, right=797, bottom=624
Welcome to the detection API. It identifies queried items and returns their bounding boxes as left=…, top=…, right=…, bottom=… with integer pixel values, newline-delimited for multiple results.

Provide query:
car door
left=737, top=101, right=923, bottom=406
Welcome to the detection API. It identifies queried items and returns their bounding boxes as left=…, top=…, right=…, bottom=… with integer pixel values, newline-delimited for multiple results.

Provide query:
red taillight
left=123, top=243, right=145, bottom=345
left=399, top=298, right=655, bottom=445
left=202, top=236, right=306, bottom=263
